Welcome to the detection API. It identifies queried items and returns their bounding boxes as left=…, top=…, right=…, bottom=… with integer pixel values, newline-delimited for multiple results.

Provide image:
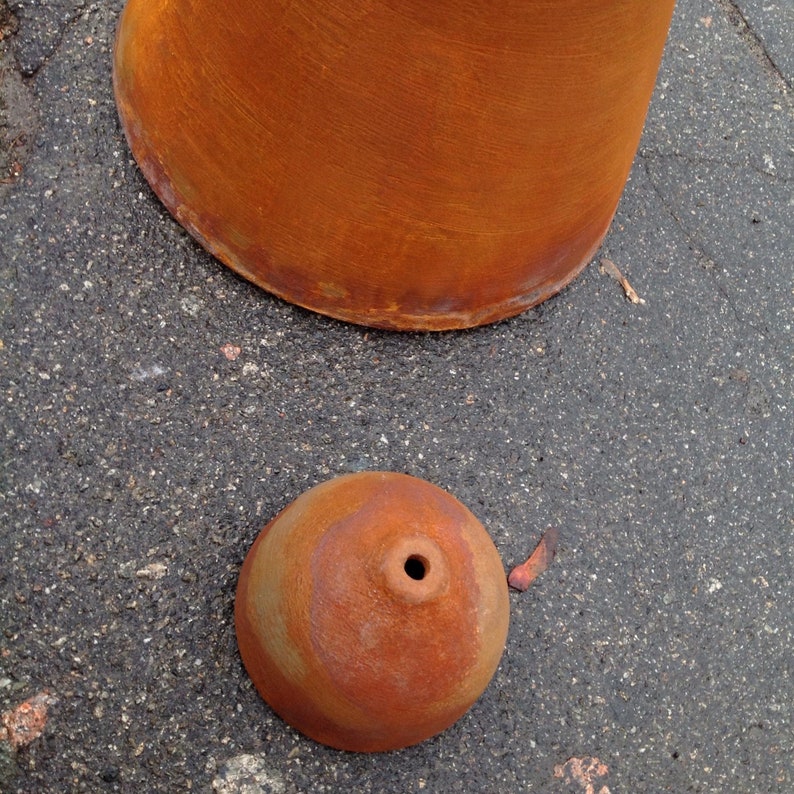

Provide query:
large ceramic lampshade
left=113, top=1, right=676, bottom=330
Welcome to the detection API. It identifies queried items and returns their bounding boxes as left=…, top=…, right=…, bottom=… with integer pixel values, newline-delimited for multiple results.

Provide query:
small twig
left=508, top=527, right=559, bottom=592
left=600, top=258, right=645, bottom=304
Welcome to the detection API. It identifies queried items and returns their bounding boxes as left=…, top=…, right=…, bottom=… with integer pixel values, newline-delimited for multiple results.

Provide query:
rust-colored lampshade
left=113, top=1, right=675, bottom=329
left=234, top=472, right=509, bottom=752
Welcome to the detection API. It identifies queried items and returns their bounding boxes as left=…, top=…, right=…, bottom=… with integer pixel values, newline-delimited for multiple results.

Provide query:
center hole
left=404, top=555, right=427, bottom=581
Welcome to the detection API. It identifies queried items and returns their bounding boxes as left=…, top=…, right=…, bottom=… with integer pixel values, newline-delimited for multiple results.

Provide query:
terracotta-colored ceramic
left=113, top=1, right=675, bottom=329
left=234, top=472, right=509, bottom=751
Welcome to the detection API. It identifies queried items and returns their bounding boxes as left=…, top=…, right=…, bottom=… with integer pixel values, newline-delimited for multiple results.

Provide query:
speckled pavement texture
left=1, top=1, right=792, bottom=792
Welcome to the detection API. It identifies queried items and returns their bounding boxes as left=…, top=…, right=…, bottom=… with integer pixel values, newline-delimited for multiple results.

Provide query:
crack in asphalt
left=0, top=2, right=35, bottom=189
left=638, top=154, right=778, bottom=348
left=632, top=1, right=792, bottom=351
left=639, top=149, right=788, bottom=185
left=0, top=0, right=19, bottom=40
left=715, top=0, right=793, bottom=89
left=7, top=0, right=90, bottom=77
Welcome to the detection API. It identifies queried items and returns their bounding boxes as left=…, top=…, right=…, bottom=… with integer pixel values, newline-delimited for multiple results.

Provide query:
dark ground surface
left=1, top=1, right=792, bottom=792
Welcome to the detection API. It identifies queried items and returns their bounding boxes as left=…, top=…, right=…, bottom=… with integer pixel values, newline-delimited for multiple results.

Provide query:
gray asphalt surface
left=1, top=1, right=792, bottom=792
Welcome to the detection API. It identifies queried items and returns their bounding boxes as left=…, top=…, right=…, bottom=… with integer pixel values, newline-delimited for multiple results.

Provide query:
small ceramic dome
left=235, top=471, right=509, bottom=751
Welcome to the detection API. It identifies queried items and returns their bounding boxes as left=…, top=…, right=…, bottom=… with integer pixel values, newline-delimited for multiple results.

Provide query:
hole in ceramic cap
left=404, top=555, right=428, bottom=581
left=382, top=536, right=448, bottom=604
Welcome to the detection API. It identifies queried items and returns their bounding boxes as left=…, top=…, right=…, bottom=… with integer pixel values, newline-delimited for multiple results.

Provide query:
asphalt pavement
left=1, top=0, right=792, bottom=792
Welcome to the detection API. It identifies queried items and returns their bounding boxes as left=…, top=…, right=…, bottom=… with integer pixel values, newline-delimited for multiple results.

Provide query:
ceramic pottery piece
left=234, top=471, right=509, bottom=751
left=113, top=1, right=676, bottom=330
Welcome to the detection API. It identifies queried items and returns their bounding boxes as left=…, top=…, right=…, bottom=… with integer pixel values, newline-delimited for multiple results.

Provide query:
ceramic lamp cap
left=234, top=471, right=510, bottom=751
